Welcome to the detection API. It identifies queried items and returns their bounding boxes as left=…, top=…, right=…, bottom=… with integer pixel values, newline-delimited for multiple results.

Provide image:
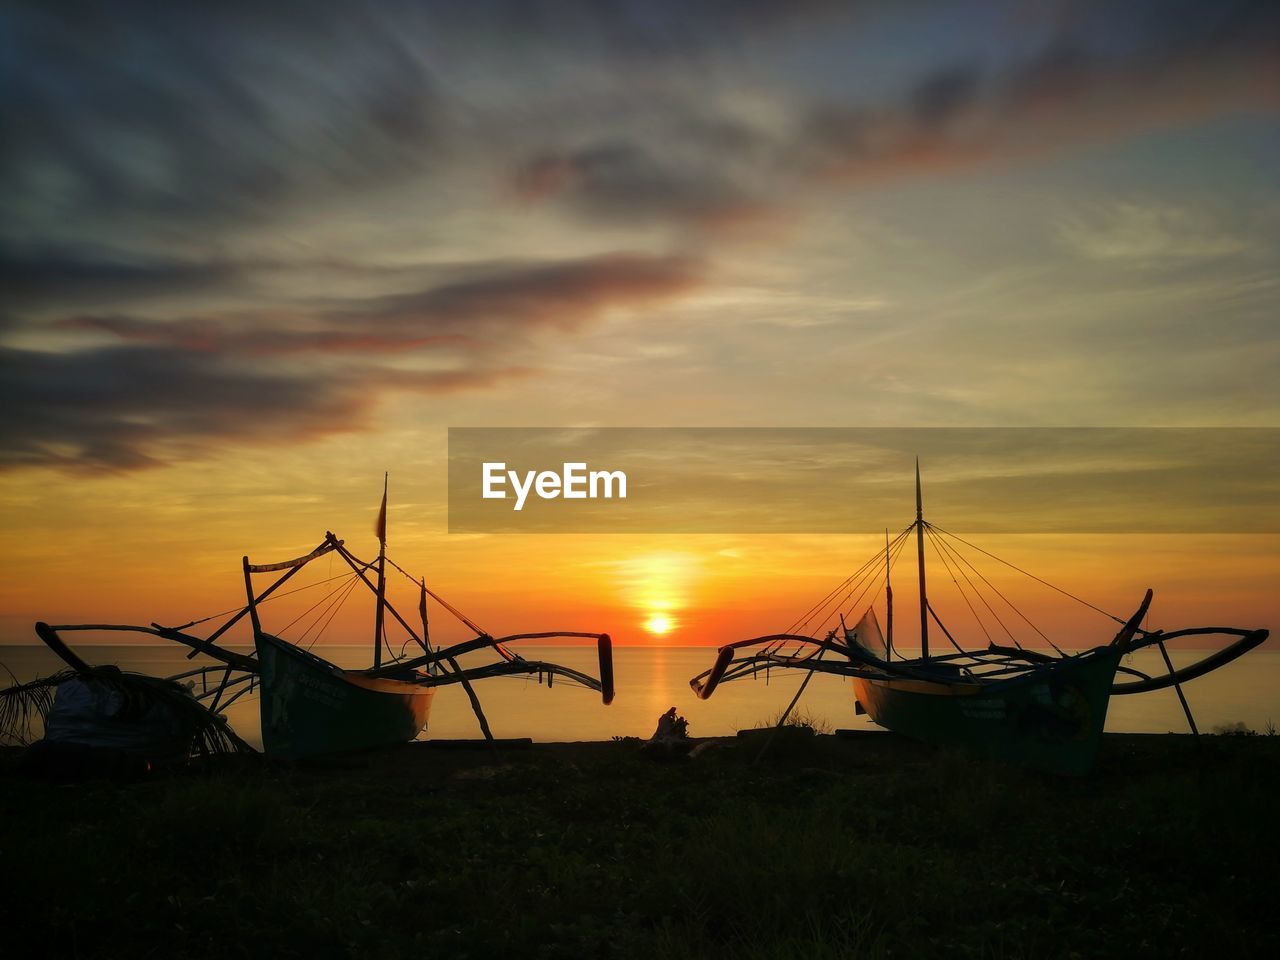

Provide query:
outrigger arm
left=1111, top=626, right=1268, bottom=694
left=320, top=532, right=615, bottom=704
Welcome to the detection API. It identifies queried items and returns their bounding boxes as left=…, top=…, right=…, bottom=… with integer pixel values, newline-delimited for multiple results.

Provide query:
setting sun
left=643, top=614, right=674, bottom=636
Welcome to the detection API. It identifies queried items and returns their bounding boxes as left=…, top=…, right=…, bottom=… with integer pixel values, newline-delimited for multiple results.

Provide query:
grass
left=1, top=733, right=1276, bottom=958
left=755, top=706, right=834, bottom=735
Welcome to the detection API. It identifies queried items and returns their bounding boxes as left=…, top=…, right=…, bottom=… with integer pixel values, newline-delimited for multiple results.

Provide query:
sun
left=643, top=613, right=674, bottom=636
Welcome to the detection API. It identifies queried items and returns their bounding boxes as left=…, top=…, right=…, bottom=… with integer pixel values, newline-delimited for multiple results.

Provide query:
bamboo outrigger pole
left=184, top=539, right=340, bottom=658
left=916, top=458, right=929, bottom=660
left=373, top=473, right=388, bottom=670
left=419, top=579, right=495, bottom=744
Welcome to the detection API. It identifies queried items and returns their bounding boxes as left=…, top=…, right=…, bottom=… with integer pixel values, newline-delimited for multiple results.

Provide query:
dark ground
left=1, top=731, right=1276, bottom=959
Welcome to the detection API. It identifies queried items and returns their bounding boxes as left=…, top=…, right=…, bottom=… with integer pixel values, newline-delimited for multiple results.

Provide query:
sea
left=2, top=644, right=1276, bottom=750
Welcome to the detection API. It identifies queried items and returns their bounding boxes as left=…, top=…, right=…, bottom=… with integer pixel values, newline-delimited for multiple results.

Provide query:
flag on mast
left=374, top=474, right=388, bottom=543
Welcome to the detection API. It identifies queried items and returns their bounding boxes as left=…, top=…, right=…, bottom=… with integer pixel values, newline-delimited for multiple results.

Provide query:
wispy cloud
left=0, top=253, right=704, bottom=469
left=513, top=140, right=782, bottom=235
left=58, top=252, right=704, bottom=356
left=1, top=0, right=1276, bottom=473
left=507, top=2, right=1278, bottom=230
left=1056, top=204, right=1249, bottom=262
left=0, top=344, right=373, bottom=471
left=802, top=3, right=1278, bottom=185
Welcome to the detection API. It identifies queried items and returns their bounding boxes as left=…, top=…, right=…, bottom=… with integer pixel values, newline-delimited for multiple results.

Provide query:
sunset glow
left=0, top=2, right=1276, bottom=654
left=643, top=614, right=674, bottom=636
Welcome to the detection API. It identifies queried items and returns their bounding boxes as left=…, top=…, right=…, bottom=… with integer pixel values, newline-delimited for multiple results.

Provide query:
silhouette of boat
left=691, top=463, right=1267, bottom=774
left=23, top=478, right=614, bottom=759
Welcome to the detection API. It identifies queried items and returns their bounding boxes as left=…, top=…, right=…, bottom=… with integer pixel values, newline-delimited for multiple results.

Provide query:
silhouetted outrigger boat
left=17, top=480, right=614, bottom=760
left=691, top=464, right=1268, bottom=775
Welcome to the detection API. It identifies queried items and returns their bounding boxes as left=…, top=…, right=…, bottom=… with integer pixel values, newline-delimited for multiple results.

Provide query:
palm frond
left=0, top=666, right=254, bottom=757
left=123, top=672, right=255, bottom=757
left=0, top=669, right=75, bottom=746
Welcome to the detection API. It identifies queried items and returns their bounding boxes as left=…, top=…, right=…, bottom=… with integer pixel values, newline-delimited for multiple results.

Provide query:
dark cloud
left=0, top=343, right=540, bottom=471
left=61, top=252, right=705, bottom=356
left=412, top=0, right=871, bottom=62
left=910, top=66, right=983, bottom=127
left=8, top=0, right=1269, bottom=245
left=804, top=1, right=1279, bottom=183
left=2, top=0, right=1274, bottom=472
left=508, top=2, right=1277, bottom=228
left=0, top=243, right=497, bottom=317
left=0, top=344, right=372, bottom=470
left=0, top=1, right=873, bottom=248
left=513, top=142, right=777, bottom=232
left=0, top=0, right=877, bottom=243
left=62, top=314, right=473, bottom=357
left=5, top=1, right=1274, bottom=242
left=0, top=2, right=445, bottom=243
left=3, top=253, right=704, bottom=470
left=361, top=252, right=706, bottom=336
left=0, top=247, right=250, bottom=312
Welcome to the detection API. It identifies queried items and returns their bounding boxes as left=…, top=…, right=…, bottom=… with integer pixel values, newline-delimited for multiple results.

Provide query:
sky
left=0, top=0, right=1277, bottom=651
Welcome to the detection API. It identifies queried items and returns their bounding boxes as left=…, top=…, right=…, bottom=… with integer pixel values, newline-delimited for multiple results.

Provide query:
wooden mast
left=373, top=473, right=388, bottom=669
left=915, top=458, right=929, bottom=660
left=884, top=527, right=894, bottom=659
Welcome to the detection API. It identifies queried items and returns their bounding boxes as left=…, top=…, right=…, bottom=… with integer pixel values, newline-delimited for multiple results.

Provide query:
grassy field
left=1, top=731, right=1276, bottom=959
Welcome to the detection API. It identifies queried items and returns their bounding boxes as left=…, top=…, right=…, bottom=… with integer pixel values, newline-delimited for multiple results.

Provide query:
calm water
left=2, top=644, right=1276, bottom=749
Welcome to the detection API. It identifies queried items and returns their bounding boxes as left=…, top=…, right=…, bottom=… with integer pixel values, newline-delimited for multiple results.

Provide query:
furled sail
left=845, top=606, right=886, bottom=659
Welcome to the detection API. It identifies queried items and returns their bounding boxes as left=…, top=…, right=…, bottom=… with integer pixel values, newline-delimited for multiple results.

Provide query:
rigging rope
left=768, top=541, right=886, bottom=657
left=296, top=576, right=354, bottom=646
left=770, top=527, right=912, bottom=661
left=790, top=527, right=909, bottom=632
left=817, top=558, right=882, bottom=630
left=278, top=571, right=358, bottom=638
left=773, top=525, right=912, bottom=646
left=385, top=554, right=495, bottom=641
left=832, top=531, right=910, bottom=629
left=302, top=573, right=363, bottom=650
left=174, top=569, right=369, bottom=630
left=840, top=530, right=908, bottom=610
left=925, top=525, right=1023, bottom=647
left=783, top=558, right=877, bottom=635
left=927, top=524, right=1125, bottom=624
left=927, top=523, right=1066, bottom=655
left=923, top=525, right=996, bottom=648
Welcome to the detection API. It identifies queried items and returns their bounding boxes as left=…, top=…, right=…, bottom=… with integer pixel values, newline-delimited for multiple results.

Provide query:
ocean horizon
left=5, top=643, right=1276, bottom=749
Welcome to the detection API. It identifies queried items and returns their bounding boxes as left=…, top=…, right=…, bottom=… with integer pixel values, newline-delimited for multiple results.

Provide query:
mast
left=884, top=527, right=894, bottom=659
left=915, top=458, right=929, bottom=660
left=373, top=473, right=388, bottom=669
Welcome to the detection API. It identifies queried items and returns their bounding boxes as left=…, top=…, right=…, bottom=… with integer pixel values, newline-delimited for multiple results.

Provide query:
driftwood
left=641, top=708, right=692, bottom=760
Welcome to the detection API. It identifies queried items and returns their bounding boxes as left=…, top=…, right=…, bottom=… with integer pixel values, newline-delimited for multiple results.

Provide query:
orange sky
left=1, top=4, right=1276, bottom=659
left=1, top=460, right=1274, bottom=652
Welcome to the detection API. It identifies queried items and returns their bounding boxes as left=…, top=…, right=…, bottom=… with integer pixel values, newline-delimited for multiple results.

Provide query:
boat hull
left=255, top=633, right=434, bottom=758
left=852, top=647, right=1122, bottom=775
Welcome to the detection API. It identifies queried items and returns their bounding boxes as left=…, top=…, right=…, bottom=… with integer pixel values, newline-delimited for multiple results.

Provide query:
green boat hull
left=852, top=647, right=1123, bottom=775
left=256, top=633, right=434, bottom=758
